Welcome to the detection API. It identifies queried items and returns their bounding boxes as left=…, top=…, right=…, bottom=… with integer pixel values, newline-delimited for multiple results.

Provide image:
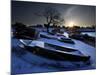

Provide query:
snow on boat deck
left=38, top=38, right=96, bottom=65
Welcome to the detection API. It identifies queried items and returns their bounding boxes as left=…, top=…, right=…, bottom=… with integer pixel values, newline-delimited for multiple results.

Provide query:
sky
left=12, top=1, right=96, bottom=27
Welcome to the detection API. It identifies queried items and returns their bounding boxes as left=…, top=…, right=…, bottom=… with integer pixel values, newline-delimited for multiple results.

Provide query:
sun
left=68, top=22, right=74, bottom=27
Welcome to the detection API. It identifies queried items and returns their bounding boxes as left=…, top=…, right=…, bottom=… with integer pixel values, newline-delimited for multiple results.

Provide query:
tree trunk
left=47, top=23, right=50, bottom=33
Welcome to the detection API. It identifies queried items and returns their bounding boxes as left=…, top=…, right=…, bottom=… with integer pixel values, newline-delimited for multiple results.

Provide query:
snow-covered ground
left=11, top=35, right=96, bottom=74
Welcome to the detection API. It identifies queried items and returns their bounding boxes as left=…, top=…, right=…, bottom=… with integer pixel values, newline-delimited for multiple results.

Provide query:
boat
left=39, top=32, right=57, bottom=39
left=40, top=32, right=75, bottom=44
left=69, top=34, right=84, bottom=40
left=19, top=39, right=90, bottom=62
left=40, top=33, right=54, bottom=39
left=58, top=37, right=75, bottom=44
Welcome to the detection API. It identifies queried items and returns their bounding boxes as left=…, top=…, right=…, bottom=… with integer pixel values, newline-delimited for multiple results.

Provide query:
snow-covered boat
left=19, top=39, right=90, bottom=62
left=58, top=37, right=75, bottom=44
left=40, top=32, right=57, bottom=39
left=40, top=32, right=75, bottom=44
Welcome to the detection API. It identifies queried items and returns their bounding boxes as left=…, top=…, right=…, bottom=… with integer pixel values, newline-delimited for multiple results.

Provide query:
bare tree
left=43, top=7, right=64, bottom=32
left=34, top=7, right=64, bottom=32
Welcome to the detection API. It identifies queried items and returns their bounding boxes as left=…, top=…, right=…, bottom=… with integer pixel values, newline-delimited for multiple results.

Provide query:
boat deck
left=38, top=38, right=96, bottom=64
